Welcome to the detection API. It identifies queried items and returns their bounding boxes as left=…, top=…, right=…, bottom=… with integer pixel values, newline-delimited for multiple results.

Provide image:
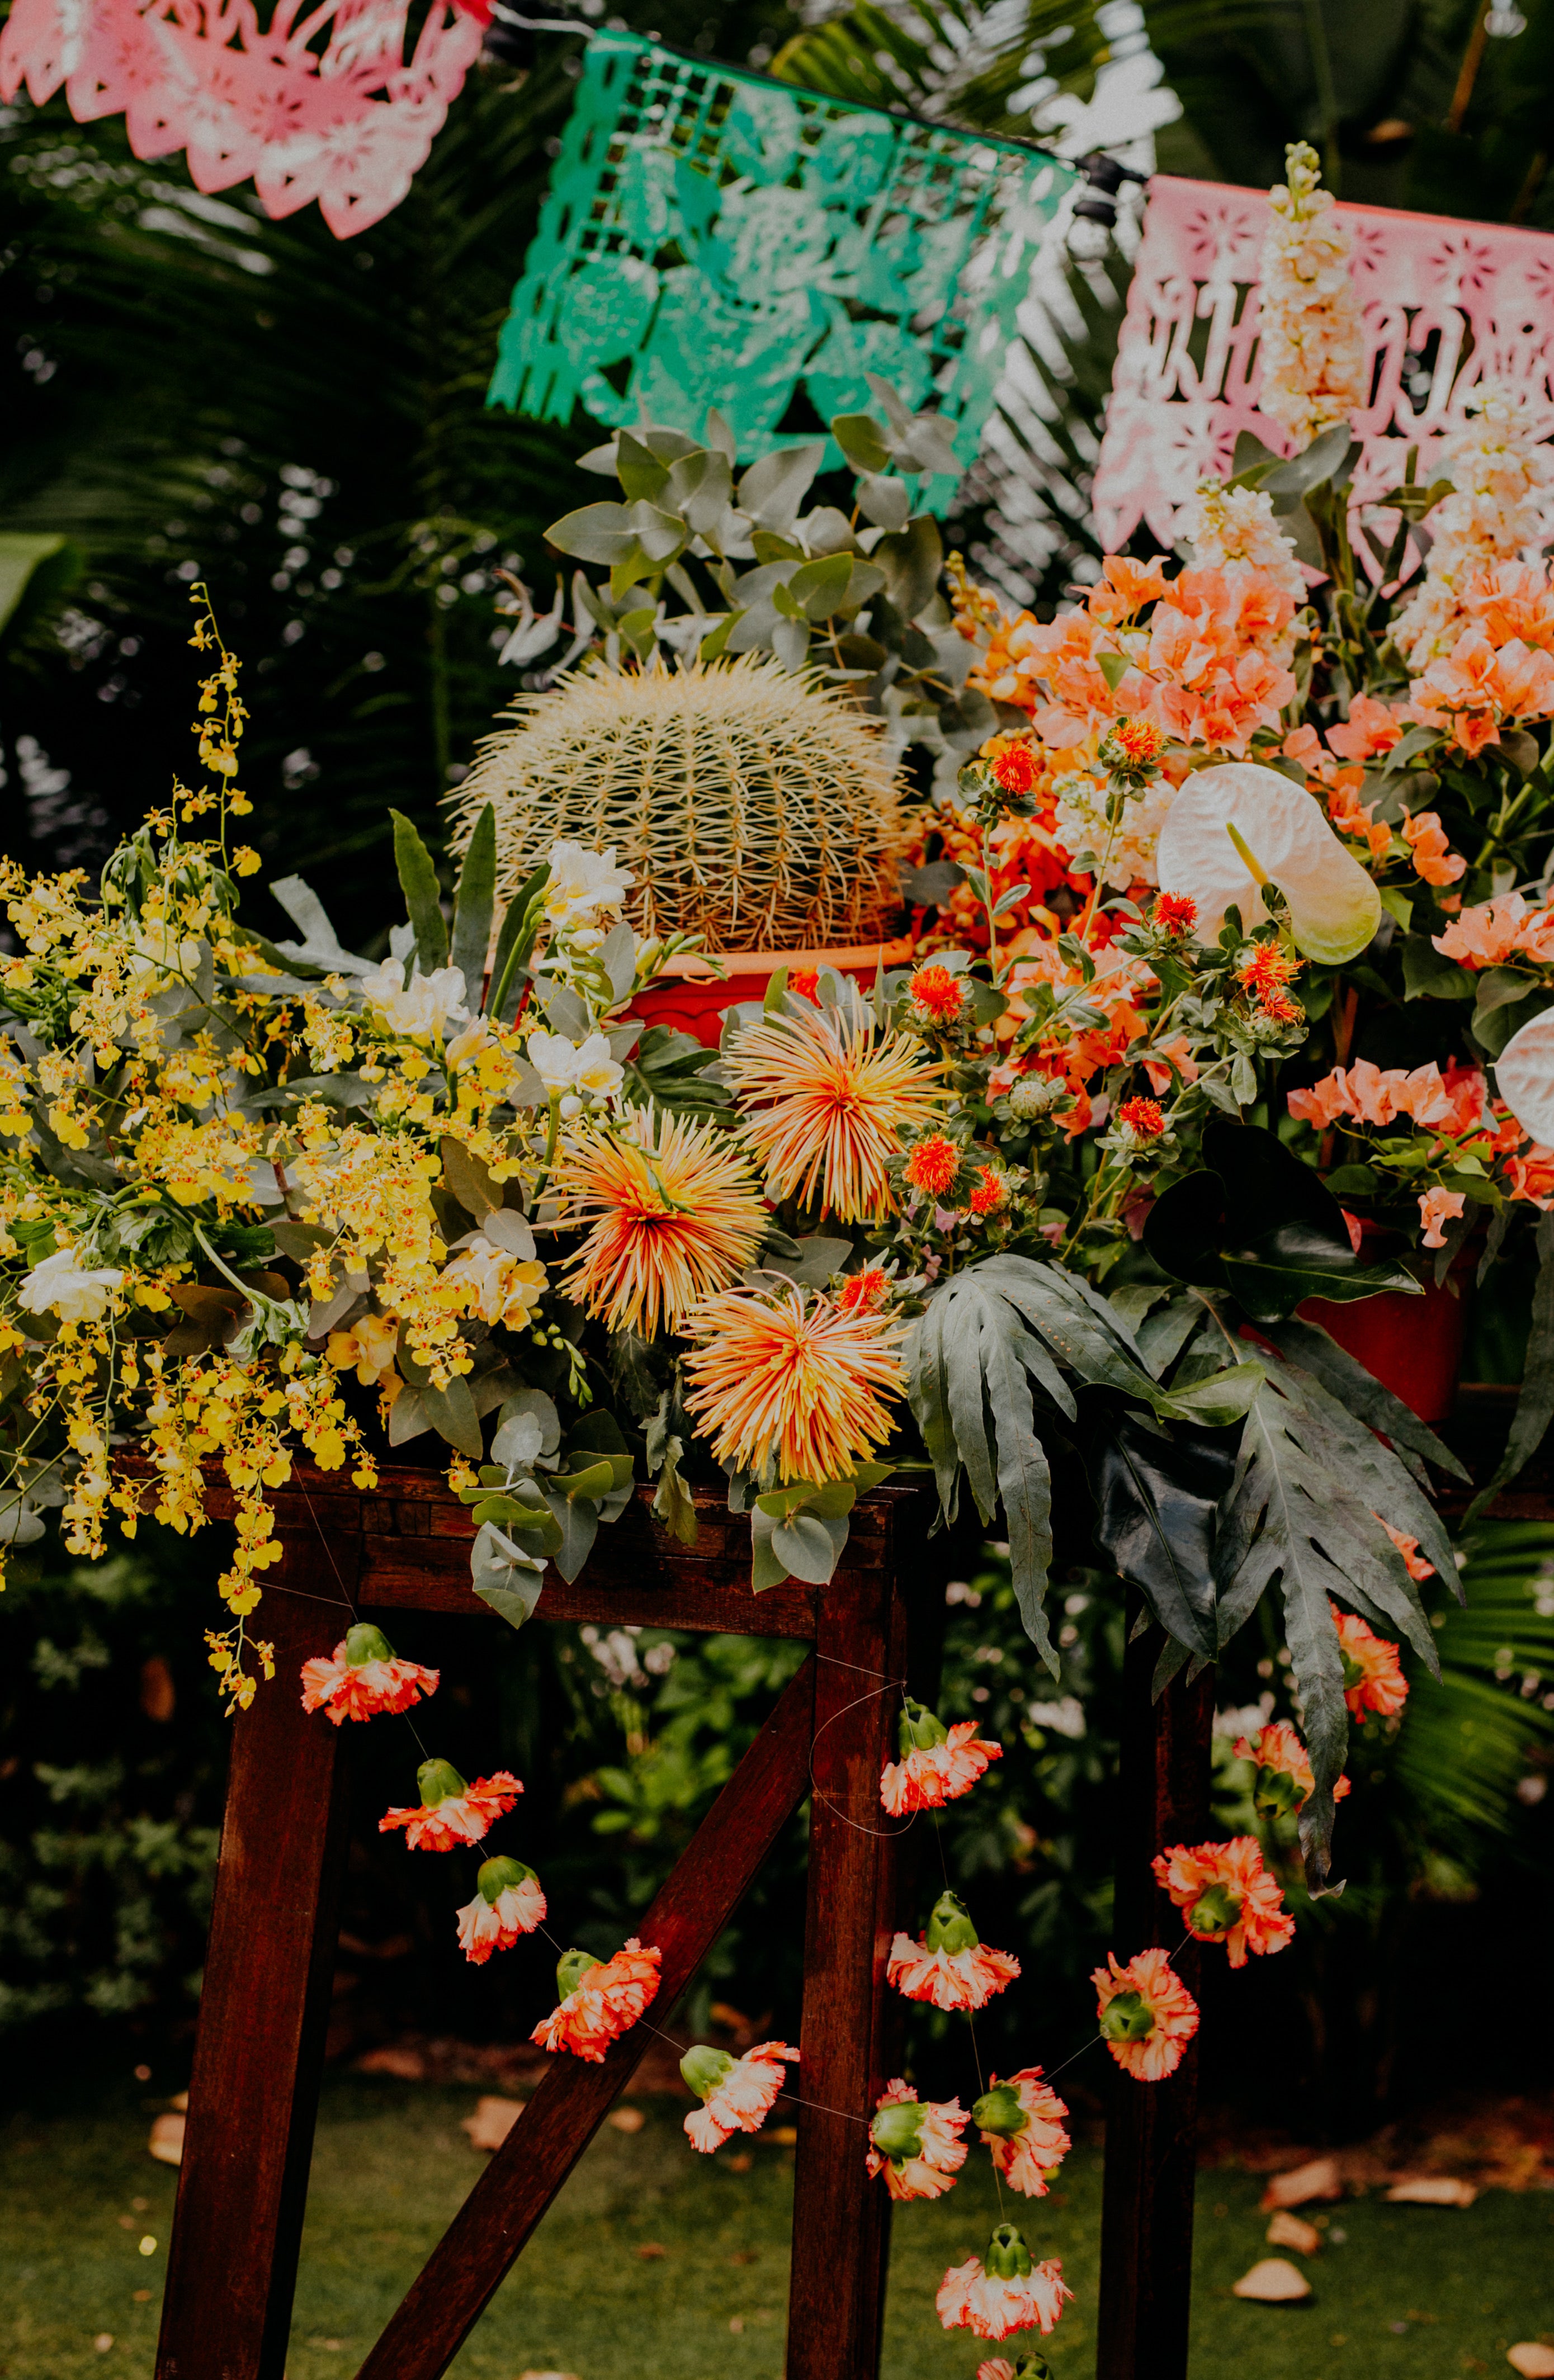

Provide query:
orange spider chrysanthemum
left=1151, top=1837, right=1295, bottom=1966
left=723, top=1002, right=945, bottom=1220
left=555, top=1108, right=767, bottom=1338
left=1092, top=1946, right=1200, bottom=2081
left=681, top=1284, right=906, bottom=1483
left=1331, top=1602, right=1409, bottom=1717
left=531, top=1937, right=662, bottom=2062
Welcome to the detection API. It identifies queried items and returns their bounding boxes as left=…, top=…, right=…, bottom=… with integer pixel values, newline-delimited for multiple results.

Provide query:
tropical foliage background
left=2, top=0, right=1553, bottom=2117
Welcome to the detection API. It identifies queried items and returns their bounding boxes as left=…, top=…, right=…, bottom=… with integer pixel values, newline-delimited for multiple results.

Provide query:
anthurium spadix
left=1156, top=762, right=1382, bottom=965
left=1493, top=1007, right=1554, bottom=1146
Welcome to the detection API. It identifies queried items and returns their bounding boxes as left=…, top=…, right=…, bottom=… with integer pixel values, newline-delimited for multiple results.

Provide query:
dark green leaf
left=390, top=808, right=448, bottom=973
left=449, top=802, right=496, bottom=1014
left=1083, top=1414, right=1232, bottom=1660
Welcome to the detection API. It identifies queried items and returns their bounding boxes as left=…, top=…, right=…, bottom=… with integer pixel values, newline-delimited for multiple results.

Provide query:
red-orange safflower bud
left=905, top=1135, right=961, bottom=1196
left=1153, top=893, right=1197, bottom=936
left=910, top=964, right=966, bottom=1023
left=1116, top=1097, right=1165, bottom=1137
left=991, top=743, right=1041, bottom=794
left=969, top=1166, right=1008, bottom=1215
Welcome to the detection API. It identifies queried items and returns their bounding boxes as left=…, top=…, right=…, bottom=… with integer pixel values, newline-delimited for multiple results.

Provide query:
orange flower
left=681, top=1284, right=906, bottom=1483
left=531, top=1937, right=661, bottom=2061
left=910, top=964, right=967, bottom=1024
left=1326, top=693, right=1404, bottom=761
left=1331, top=1602, right=1409, bottom=1717
left=968, top=1166, right=1009, bottom=1216
left=379, top=1761, right=522, bottom=1852
left=1403, top=810, right=1466, bottom=886
left=681, top=2040, right=797, bottom=2152
left=880, top=1701, right=1002, bottom=1814
left=555, top=1108, right=767, bottom=1338
left=1380, top=1518, right=1435, bottom=1582
left=867, top=2079, right=971, bottom=2201
left=889, top=1891, right=1020, bottom=2012
left=835, top=1266, right=890, bottom=1314
left=905, top=1133, right=963, bottom=1196
left=1116, top=1096, right=1165, bottom=1137
left=1418, top=1185, right=1466, bottom=1249
left=1151, top=1837, right=1295, bottom=1966
left=1092, top=1946, right=1201, bottom=2080
left=938, top=2225, right=1072, bottom=2341
left=1153, top=892, right=1198, bottom=936
left=455, top=1856, right=546, bottom=1964
left=973, top=2068, right=1071, bottom=2198
left=1142, top=1034, right=1199, bottom=1095
left=993, top=742, right=1042, bottom=794
left=1233, top=1719, right=1350, bottom=1816
left=787, top=966, right=820, bottom=999
left=725, top=1003, right=945, bottom=1220
left=301, top=1623, right=438, bottom=1725
left=1238, top=942, right=1303, bottom=1021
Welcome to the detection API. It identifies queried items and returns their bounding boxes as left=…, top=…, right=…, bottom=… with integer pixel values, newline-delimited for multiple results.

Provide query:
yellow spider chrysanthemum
left=556, top=1109, right=767, bottom=1338
left=681, top=1284, right=906, bottom=1484
left=722, top=1004, right=944, bottom=1221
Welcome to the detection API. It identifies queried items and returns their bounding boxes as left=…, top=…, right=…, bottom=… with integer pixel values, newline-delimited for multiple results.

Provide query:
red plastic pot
left=1299, top=1223, right=1475, bottom=1425
left=626, top=938, right=915, bottom=1051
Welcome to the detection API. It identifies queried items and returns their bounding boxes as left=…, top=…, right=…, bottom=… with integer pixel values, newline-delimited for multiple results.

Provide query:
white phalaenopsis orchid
left=1156, top=761, right=1382, bottom=965
left=17, top=1247, right=125, bottom=1325
left=360, top=960, right=469, bottom=1039
left=525, top=1030, right=624, bottom=1106
left=542, top=841, right=635, bottom=934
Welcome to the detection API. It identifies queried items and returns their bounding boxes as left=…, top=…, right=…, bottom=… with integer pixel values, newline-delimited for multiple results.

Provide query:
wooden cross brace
left=152, top=1471, right=948, bottom=2380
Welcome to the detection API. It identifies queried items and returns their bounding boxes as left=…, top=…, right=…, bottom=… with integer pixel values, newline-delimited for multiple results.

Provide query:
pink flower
left=1326, top=693, right=1404, bottom=761
left=531, top=1938, right=661, bottom=2062
left=889, top=1892, right=1021, bottom=2012
left=1151, top=1837, right=1295, bottom=1967
left=937, top=2223, right=1073, bottom=2341
left=1093, top=1947, right=1200, bottom=2080
left=300, top=1624, right=438, bottom=1725
left=880, top=1699, right=1002, bottom=1814
left=455, top=1856, right=546, bottom=1963
left=681, top=2040, right=797, bottom=2152
left=973, top=2068, right=1071, bottom=2197
left=379, top=1761, right=521, bottom=1852
left=1433, top=892, right=1538, bottom=969
left=867, top=2079, right=970, bottom=2200
left=1403, top=810, right=1466, bottom=886
left=1419, top=1185, right=1467, bottom=1248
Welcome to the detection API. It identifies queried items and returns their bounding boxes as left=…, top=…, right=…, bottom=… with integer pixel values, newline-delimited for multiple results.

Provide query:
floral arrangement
left=7, top=135, right=1554, bottom=2363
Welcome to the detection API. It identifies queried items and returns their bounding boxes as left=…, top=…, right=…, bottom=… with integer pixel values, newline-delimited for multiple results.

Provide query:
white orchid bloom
left=441, top=1237, right=548, bottom=1327
left=525, top=1030, right=624, bottom=1105
left=18, top=1247, right=125, bottom=1325
left=442, top=1014, right=493, bottom=1070
left=543, top=841, right=635, bottom=933
left=1155, top=761, right=1381, bottom=966
left=360, top=960, right=469, bottom=1039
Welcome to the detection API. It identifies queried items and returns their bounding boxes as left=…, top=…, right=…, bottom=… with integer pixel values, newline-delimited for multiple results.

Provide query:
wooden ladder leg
left=156, top=1529, right=356, bottom=2380
left=785, top=1537, right=912, bottom=2380
left=1094, top=1614, right=1214, bottom=2380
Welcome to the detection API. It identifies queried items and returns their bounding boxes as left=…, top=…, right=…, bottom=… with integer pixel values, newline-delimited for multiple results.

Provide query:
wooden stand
left=153, top=1470, right=946, bottom=2380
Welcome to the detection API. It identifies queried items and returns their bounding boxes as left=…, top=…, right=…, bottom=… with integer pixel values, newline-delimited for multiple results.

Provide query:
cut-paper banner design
left=0, top=0, right=486, bottom=238
left=1093, top=174, right=1554, bottom=556
left=488, top=30, right=1074, bottom=502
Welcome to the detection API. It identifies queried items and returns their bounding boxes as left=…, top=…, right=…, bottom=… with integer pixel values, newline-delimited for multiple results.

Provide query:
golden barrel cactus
left=451, top=657, right=904, bottom=953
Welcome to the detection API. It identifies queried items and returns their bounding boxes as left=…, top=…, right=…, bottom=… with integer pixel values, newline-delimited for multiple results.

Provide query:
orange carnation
left=1331, top=1602, right=1409, bottom=1717
left=1092, top=1946, right=1200, bottom=2080
left=1151, top=1836, right=1295, bottom=1966
left=531, top=1937, right=662, bottom=2062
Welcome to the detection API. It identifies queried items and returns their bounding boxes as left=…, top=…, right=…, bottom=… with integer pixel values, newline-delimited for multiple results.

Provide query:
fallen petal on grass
left=1385, top=2176, right=1479, bottom=2207
left=1265, top=2211, right=1322, bottom=2254
left=1260, top=2155, right=1342, bottom=2209
left=1232, top=2258, right=1312, bottom=2303
left=461, top=2095, right=523, bottom=2152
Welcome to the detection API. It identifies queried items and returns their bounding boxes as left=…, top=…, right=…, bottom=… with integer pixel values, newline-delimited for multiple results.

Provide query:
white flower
left=1053, top=770, right=1177, bottom=889
left=544, top=841, right=634, bottom=933
left=1176, top=484, right=1306, bottom=623
left=441, top=1237, right=548, bottom=1328
left=1257, top=141, right=1365, bottom=446
left=525, top=1030, right=624, bottom=1101
left=442, top=1015, right=492, bottom=1070
left=18, top=1247, right=125, bottom=1326
left=1393, top=381, right=1554, bottom=665
left=360, top=961, right=468, bottom=1039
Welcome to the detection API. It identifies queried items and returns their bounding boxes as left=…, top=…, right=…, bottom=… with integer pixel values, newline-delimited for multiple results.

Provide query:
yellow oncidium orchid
left=1156, top=762, right=1382, bottom=966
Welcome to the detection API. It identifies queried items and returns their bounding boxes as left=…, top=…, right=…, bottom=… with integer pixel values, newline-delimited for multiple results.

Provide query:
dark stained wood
left=354, top=1653, right=820, bottom=2380
left=155, top=1518, right=357, bottom=2380
left=1094, top=1610, right=1215, bottom=2380
left=360, top=1533, right=822, bottom=1638
left=785, top=1503, right=917, bottom=2380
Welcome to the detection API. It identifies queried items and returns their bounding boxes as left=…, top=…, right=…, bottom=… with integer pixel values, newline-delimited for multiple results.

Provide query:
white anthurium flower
left=543, top=841, right=635, bottom=933
left=1156, top=761, right=1382, bottom=965
left=525, top=1029, right=624, bottom=1103
left=17, top=1247, right=125, bottom=1325
left=360, top=960, right=469, bottom=1039
left=1494, top=1009, right=1554, bottom=1146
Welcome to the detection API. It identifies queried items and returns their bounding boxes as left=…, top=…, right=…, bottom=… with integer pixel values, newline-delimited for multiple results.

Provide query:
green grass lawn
left=4, top=2079, right=1552, bottom=2378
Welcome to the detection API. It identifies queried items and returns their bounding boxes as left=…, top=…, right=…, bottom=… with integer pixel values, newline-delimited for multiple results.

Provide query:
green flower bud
left=555, top=1947, right=600, bottom=2000
left=924, top=1890, right=979, bottom=1956
left=1099, top=1989, right=1156, bottom=2043
left=897, top=1697, right=950, bottom=1758
left=1012, top=2354, right=1052, bottom=2379
left=1188, top=1882, right=1244, bottom=1936
left=983, top=2221, right=1034, bottom=2280
left=477, top=1856, right=536, bottom=1905
left=869, top=2100, right=925, bottom=2163
left=415, top=1757, right=466, bottom=1807
left=680, top=2044, right=736, bottom=2102
left=345, top=1622, right=395, bottom=1666
left=970, top=2081, right=1028, bottom=2140
left=1251, top=1764, right=1303, bottom=1821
